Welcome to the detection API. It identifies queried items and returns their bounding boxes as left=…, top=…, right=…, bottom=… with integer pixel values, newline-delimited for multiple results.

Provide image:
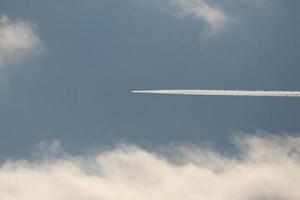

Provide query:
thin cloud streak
left=132, top=89, right=300, bottom=97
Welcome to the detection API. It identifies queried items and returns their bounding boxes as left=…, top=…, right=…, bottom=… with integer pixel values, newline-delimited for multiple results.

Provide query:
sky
left=0, top=0, right=300, bottom=199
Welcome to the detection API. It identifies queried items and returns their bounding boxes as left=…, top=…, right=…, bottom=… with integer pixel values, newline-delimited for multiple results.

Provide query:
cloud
left=1, top=134, right=300, bottom=200
left=0, top=16, right=42, bottom=69
left=167, top=0, right=276, bottom=33
left=170, top=0, right=228, bottom=31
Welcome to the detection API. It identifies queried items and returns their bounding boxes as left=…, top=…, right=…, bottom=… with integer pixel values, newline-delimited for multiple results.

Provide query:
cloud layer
left=0, top=16, right=42, bottom=69
left=1, top=134, right=300, bottom=200
left=170, top=0, right=228, bottom=31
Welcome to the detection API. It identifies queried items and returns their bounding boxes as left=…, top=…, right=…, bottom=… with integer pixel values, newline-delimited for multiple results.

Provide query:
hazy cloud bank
left=0, top=16, right=42, bottom=69
left=1, top=134, right=300, bottom=200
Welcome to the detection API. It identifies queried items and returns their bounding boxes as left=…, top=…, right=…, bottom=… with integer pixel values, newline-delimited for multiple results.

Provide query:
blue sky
left=1, top=0, right=300, bottom=199
left=0, top=0, right=299, bottom=157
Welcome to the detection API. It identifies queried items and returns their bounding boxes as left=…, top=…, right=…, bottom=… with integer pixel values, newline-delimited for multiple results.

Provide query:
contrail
left=132, top=90, right=300, bottom=97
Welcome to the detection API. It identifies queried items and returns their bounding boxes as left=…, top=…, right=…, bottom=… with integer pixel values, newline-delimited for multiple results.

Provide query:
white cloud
left=170, top=0, right=228, bottom=31
left=0, top=16, right=42, bottom=69
left=1, top=134, right=300, bottom=200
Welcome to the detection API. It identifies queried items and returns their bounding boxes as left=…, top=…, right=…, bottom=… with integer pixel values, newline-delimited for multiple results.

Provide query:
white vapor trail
left=132, top=89, right=300, bottom=97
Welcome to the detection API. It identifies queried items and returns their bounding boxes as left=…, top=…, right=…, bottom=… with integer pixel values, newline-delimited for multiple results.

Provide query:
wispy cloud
left=1, top=134, right=300, bottom=200
left=167, top=0, right=276, bottom=33
left=0, top=16, right=42, bottom=70
left=170, top=0, right=228, bottom=31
